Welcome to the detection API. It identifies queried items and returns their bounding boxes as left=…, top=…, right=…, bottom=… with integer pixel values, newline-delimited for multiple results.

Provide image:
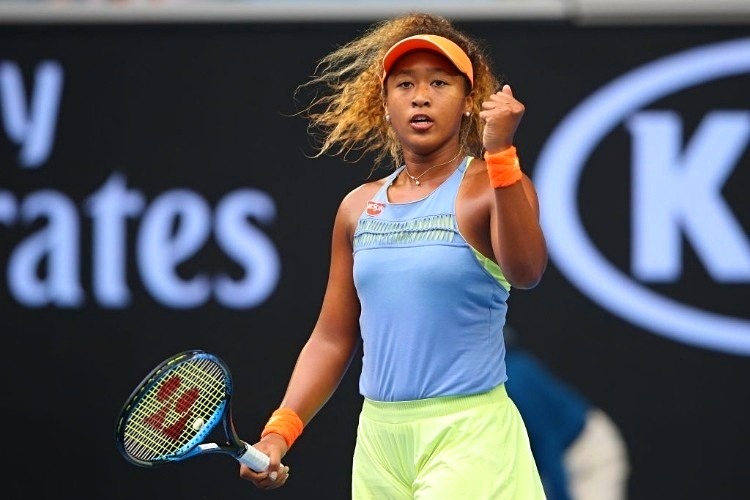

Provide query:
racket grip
left=237, top=442, right=270, bottom=472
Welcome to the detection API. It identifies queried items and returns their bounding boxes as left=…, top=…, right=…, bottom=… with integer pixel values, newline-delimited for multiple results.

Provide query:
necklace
left=403, top=150, right=463, bottom=187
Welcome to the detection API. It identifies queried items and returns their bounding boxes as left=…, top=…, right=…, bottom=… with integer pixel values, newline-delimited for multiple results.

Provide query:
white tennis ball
left=192, top=417, right=205, bottom=430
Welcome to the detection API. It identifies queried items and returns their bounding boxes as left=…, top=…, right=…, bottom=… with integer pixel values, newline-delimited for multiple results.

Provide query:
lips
left=410, top=113, right=433, bottom=131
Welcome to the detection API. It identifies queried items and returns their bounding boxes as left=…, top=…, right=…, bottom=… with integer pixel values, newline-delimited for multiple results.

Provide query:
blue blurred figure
left=504, top=324, right=630, bottom=500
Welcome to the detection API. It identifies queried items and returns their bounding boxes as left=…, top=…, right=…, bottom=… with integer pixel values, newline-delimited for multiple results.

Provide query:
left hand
left=479, top=84, right=525, bottom=154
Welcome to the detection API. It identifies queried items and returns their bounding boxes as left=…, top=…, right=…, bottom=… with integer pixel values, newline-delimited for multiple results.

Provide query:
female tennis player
left=242, top=12, right=548, bottom=498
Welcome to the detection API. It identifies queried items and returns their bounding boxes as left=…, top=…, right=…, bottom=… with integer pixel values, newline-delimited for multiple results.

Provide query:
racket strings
left=123, top=357, right=227, bottom=461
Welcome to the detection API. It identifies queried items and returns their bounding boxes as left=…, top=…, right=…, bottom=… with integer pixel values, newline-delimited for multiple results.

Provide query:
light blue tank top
left=352, top=157, right=510, bottom=402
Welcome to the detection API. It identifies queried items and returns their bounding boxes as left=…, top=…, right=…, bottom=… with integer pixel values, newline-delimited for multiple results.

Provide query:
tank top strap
left=368, top=157, right=471, bottom=211
left=370, top=167, right=403, bottom=203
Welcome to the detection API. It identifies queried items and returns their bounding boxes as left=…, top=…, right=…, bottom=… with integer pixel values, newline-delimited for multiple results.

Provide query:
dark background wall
left=1, top=18, right=748, bottom=499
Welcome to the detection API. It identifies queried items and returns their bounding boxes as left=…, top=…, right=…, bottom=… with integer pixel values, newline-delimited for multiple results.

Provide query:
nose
left=412, top=82, right=430, bottom=107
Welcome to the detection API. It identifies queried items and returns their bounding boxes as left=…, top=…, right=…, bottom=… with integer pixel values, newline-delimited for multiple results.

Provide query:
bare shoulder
left=336, top=175, right=390, bottom=237
left=460, top=156, right=494, bottom=202
left=454, top=157, right=492, bottom=258
left=341, top=177, right=387, bottom=212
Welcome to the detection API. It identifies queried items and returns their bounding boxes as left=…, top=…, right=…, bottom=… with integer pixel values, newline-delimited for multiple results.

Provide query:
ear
left=464, top=93, right=474, bottom=115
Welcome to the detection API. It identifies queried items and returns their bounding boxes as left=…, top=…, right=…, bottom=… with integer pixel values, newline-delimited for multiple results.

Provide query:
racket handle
left=237, top=442, right=271, bottom=472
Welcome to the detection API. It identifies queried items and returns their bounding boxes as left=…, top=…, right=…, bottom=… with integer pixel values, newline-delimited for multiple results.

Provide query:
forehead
left=388, top=50, right=462, bottom=75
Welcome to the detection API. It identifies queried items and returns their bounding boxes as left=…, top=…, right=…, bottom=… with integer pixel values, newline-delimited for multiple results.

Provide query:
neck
left=403, top=149, right=463, bottom=187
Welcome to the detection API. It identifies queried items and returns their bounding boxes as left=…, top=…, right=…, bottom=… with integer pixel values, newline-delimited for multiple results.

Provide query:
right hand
left=239, top=434, right=291, bottom=490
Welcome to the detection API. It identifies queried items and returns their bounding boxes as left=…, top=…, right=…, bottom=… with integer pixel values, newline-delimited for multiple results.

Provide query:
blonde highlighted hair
left=294, top=12, right=501, bottom=175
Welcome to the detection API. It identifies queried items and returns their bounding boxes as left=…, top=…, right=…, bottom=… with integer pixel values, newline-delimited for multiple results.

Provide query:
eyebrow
left=391, top=66, right=462, bottom=79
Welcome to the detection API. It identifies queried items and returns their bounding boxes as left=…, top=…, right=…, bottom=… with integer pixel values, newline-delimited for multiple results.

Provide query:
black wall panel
left=1, top=21, right=748, bottom=499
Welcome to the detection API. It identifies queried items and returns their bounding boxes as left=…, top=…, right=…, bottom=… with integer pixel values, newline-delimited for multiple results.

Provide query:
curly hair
left=294, top=12, right=501, bottom=175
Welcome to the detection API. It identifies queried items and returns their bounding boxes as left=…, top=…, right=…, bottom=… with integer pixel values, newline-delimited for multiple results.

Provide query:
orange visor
left=382, top=34, right=474, bottom=87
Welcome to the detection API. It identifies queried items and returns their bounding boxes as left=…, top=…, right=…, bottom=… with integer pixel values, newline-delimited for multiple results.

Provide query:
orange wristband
left=484, top=146, right=522, bottom=188
left=261, top=408, right=304, bottom=449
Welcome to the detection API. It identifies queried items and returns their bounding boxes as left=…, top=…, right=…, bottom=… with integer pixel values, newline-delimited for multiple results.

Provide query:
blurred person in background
left=504, top=324, right=630, bottom=500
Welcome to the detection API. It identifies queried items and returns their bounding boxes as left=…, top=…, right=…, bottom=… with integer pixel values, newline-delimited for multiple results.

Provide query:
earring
left=385, top=114, right=390, bottom=122
left=464, top=111, right=471, bottom=117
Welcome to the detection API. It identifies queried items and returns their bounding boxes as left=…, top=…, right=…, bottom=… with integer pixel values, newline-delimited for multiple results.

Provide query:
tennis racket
left=115, top=349, right=270, bottom=472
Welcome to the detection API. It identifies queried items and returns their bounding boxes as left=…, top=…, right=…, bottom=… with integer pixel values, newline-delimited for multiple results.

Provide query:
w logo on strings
left=143, top=374, right=201, bottom=441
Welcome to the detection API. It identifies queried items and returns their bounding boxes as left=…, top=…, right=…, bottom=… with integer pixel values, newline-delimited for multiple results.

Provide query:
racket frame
left=115, top=349, right=269, bottom=471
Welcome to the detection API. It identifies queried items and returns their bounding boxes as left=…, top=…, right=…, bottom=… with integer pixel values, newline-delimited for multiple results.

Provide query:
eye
left=432, top=80, right=448, bottom=87
left=396, top=81, right=414, bottom=89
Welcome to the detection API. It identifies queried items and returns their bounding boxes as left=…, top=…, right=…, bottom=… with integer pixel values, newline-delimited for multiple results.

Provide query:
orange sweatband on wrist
left=261, top=408, right=304, bottom=449
left=484, top=146, right=523, bottom=188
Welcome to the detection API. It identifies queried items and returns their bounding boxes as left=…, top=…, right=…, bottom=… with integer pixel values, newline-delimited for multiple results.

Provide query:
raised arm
left=479, top=84, right=547, bottom=289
